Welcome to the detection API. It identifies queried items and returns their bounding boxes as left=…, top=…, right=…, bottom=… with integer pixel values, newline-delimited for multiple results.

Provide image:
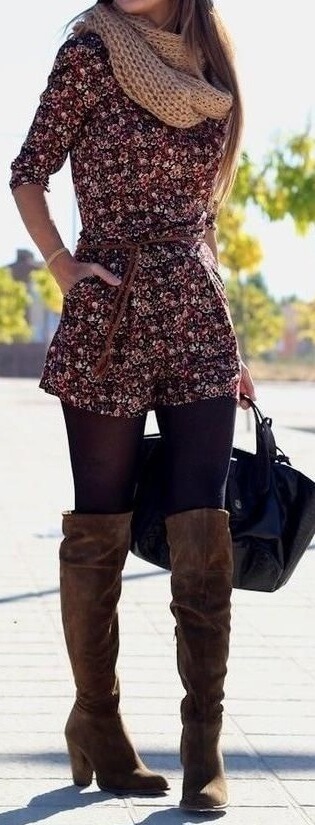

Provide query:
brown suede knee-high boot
left=59, top=511, right=168, bottom=794
left=166, top=507, right=233, bottom=812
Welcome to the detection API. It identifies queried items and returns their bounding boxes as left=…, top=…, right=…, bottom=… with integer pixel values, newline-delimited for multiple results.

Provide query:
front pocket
left=64, top=274, right=97, bottom=300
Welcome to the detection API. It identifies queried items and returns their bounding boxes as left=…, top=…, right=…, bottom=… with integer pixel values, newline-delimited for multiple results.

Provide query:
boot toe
left=132, top=768, right=170, bottom=793
left=142, top=771, right=170, bottom=792
left=97, top=768, right=169, bottom=794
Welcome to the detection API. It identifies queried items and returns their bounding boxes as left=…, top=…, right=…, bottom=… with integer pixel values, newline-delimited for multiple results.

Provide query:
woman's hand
left=238, top=360, right=256, bottom=409
left=10, top=186, right=122, bottom=295
left=50, top=250, right=121, bottom=296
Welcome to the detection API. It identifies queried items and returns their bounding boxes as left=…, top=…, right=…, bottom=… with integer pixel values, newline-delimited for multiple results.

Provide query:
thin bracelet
left=46, top=246, right=68, bottom=269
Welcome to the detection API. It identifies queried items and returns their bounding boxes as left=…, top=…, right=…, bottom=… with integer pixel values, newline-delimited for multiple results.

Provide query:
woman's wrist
left=47, top=249, right=77, bottom=290
left=46, top=246, right=69, bottom=269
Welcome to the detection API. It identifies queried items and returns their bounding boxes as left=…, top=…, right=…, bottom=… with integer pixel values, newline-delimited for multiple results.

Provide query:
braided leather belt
left=79, top=233, right=204, bottom=381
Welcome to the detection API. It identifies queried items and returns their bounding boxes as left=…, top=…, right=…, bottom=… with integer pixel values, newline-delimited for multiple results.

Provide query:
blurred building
left=9, top=248, right=41, bottom=285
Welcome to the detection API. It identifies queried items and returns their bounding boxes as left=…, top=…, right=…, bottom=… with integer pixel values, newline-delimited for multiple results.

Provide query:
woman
left=10, top=0, right=256, bottom=812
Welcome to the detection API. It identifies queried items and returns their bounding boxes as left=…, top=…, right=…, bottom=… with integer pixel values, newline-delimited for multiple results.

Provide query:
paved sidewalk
left=0, top=378, right=315, bottom=824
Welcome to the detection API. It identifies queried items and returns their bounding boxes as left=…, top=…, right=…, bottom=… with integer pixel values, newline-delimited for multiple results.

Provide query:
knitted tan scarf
left=76, top=1, right=233, bottom=128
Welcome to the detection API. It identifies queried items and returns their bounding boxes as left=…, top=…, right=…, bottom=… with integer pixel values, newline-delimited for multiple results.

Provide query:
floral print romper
left=10, top=33, right=241, bottom=417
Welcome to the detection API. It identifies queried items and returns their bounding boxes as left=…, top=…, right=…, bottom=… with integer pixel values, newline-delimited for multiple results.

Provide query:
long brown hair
left=163, top=0, right=244, bottom=209
left=71, top=0, right=244, bottom=209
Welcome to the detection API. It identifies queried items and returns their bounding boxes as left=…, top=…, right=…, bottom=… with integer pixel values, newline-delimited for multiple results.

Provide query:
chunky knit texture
left=75, top=1, right=233, bottom=128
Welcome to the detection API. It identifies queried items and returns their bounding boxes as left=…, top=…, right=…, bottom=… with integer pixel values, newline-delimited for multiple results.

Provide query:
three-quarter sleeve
left=9, top=33, right=109, bottom=192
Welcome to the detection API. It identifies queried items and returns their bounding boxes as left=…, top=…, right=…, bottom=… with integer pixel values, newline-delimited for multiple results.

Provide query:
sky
left=1, top=0, right=314, bottom=300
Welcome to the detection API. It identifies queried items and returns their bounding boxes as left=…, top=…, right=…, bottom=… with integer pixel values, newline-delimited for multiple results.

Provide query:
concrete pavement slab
left=0, top=807, right=134, bottom=825
left=282, top=782, right=315, bottom=806
left=302, top=810, right=315, bottom=824
left=131, top=806, right=312, bottom=824
left=0, top=780, right=122, bottom=807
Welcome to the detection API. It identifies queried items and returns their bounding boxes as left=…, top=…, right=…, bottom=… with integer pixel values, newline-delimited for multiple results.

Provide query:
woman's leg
left=156, top=397, right=237, bottom=811
left=59, top=403, right=168, bottom=793
left=61, top=401, right=146, bottom=514
left=155, top=395, right=236, bottom=515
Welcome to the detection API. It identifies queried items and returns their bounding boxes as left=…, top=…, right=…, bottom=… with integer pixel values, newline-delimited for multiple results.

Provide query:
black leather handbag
left=130, top=396, right=315, bottom=592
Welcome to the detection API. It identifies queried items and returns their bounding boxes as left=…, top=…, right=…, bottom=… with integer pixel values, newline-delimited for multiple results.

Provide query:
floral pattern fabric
left=10, top=32, right=241, bottom=417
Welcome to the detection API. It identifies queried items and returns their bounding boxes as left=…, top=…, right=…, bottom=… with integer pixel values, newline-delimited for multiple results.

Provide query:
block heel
left=67, top=739, right=93, bottom=787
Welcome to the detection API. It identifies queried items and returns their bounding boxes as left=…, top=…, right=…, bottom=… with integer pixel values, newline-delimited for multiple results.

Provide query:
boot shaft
left=59, top=511, right=132, bottom=713
left=166, top=508, right=233, bottom=723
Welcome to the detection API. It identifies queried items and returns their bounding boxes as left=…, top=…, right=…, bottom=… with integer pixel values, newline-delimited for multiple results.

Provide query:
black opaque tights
left=61, top=397, right=237, bottom=516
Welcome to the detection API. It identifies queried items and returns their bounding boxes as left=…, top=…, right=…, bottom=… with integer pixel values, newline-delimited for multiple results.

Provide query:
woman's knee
left=164, top=456, right=228, bottom=514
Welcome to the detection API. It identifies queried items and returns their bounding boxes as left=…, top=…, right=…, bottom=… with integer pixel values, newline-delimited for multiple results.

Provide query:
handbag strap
left=240, top=394, right=291, bottom=494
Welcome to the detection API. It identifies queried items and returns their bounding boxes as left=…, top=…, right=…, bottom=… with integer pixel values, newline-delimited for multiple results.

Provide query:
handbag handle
left=239, top=394, right=290, bottom=495
left=240, top=393, right=276, bottom=454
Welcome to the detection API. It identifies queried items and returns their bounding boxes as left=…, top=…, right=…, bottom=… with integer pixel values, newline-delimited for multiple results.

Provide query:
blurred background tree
left=217, top=203, right=263, bottom=275
left=0, top=267, right=32, bottom=343
left=31, top=268, right=63, bottom=314
left=217, top=203, right=284, bottom=359
left=226, top=273, right=285, bottom=359
left=233, top=130, right=315, bottom=234
left=216, top=129, right=315, bottom=366
left=294, top=299, right=315, bottom=345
